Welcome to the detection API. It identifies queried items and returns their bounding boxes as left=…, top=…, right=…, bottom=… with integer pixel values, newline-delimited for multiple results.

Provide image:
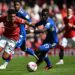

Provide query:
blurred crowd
left=0, top=0, right=75, bottom=49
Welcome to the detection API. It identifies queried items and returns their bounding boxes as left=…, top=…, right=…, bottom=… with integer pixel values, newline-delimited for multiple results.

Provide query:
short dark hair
left=8, top=9, right=16, bottom=14
left=41, top=8, right=49, bottom=16
left=14, top=0, right=21, bottom=4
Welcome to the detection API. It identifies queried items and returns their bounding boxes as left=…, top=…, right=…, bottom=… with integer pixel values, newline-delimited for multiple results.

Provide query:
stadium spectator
left=61, top=3, right=67, bottom=18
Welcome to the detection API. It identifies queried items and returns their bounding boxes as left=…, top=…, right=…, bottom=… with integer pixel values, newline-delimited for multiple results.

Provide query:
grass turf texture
left=0, top=56, right=75, bottom=75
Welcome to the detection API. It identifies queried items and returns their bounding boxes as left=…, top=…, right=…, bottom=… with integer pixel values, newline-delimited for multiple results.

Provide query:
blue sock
left=25, top=48, right=35, bottom=56
left=2, top=56, right=11, bottom=66
left=44, top=55, right=51, bottom=67
left=6, top=57, right=11, bottom=62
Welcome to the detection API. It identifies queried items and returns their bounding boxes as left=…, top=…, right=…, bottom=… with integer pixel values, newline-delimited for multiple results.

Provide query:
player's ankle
left=60, top=59, right=64, bottom=62
left=45, top=65, right=53, bottom=70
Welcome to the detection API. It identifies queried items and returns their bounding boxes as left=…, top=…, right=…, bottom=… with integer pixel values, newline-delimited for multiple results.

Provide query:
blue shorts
left=39, top=43, right=57, bottom=53
left=16, top=35, right=26, bottom=50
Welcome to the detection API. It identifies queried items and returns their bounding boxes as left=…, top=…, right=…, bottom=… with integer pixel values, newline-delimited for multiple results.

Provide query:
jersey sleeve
left=45, top=22, right=51, bottom=29
left=35, top=20, right=43, bottom=27
left=45, top=22, right=55, bottom=31
left=15, top=16, right=26, bottom=24
left=20, top=11, right=32, bottom=22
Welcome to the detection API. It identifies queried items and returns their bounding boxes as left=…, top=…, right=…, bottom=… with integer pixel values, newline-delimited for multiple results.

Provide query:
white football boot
left=0, top=62, right=8, bottom=69
left=0, top=65, right=6, bottom=69
left=56, top=59, right=64, bottom=65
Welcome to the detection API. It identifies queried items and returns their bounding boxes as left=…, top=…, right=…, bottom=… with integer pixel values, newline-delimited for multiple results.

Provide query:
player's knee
left=2, top=55, right=6, bottom=60
left=60, top=38, right=68, bottom=48
left=60, top=45, right=65, bottom=49
left=2, top=52, right=10, bottom=60
left=2, top=55, right=9, bottom=60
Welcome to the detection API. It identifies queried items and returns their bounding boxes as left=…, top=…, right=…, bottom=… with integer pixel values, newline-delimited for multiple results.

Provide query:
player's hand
left=29, top=22, right=36, bottom=27
left=30, top=29, right=34, bottom=33
left=68, top=23, right=73, bottom=27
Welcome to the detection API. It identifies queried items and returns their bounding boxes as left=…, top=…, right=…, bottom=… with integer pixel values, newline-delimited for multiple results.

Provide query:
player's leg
left=0, top=39, right=16, bottom=69
left=44, top=54, right=52, bottom=70
left=22, top=39, right=38, bottom=60
left=36, top=51, right=45, bottom=66
left=0, top=36, right=8, bottom=69
left=40, top=43, right=53, bottom=70
left=58, top=46, right=64, bottom=64
left=0, top=36, right=6, bottom=52
left=16, top=35, right=38, bottom=59
left=1, top=51, right=12, bottom=69
left=56, top=38, right=68, bottom=65
left=20, top=39, right=34, bottom=56
left=15, top=34, right=25, bottom=49
left=25, top=47, right=39, bottom=60
left=0, top=24, right=13, bottom=69
left=36, top=43, right=52, bottom=68
left=39, top=43, right=52, bottom=52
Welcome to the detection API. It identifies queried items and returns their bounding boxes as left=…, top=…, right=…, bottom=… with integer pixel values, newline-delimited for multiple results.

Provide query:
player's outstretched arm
left=15, top=16, right=34, bottom=27
left=27, top=28, right=47, bottom=33
left=68, top=23, right=75, bottom=29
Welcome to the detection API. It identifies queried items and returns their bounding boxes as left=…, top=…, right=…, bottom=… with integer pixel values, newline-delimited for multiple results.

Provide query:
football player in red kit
left=56, top=8, right=75, bottom=65
left=0, top=9, right=36, bottom=69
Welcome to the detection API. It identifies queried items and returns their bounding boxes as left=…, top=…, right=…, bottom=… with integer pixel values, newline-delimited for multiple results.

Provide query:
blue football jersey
left=16, top=8, right=31, bottom=39
left=36, top=17, right=58, bottom=44
left=16, top=8, right=32, bottom=48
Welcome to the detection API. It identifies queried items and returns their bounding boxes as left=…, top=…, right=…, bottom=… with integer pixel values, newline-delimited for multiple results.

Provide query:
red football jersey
left=0, top=15, right=25, bottom=41
left=64, top=15, right=75, bottom=38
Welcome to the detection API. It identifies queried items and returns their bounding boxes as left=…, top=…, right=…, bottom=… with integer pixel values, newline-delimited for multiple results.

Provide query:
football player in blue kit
left=33, top=8, right=58, bottom=70
left=14, top=0, right=37, bottom=57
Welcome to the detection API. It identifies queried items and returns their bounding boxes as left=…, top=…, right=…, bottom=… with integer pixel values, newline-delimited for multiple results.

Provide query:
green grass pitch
left=0, top=56, right=75, bottom=75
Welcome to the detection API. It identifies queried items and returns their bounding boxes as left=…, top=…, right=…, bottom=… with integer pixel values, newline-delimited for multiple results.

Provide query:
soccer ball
left=27, top=61, right=37, bottom=72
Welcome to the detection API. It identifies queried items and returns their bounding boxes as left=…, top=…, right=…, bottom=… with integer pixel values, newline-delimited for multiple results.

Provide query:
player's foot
left=56, top=60, right=64, bottom=65
left=45, top=65, right=53, bottom=70
left=0, top=65, right=6, bottom=69
left=34, top=54, right=39, bottom=60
